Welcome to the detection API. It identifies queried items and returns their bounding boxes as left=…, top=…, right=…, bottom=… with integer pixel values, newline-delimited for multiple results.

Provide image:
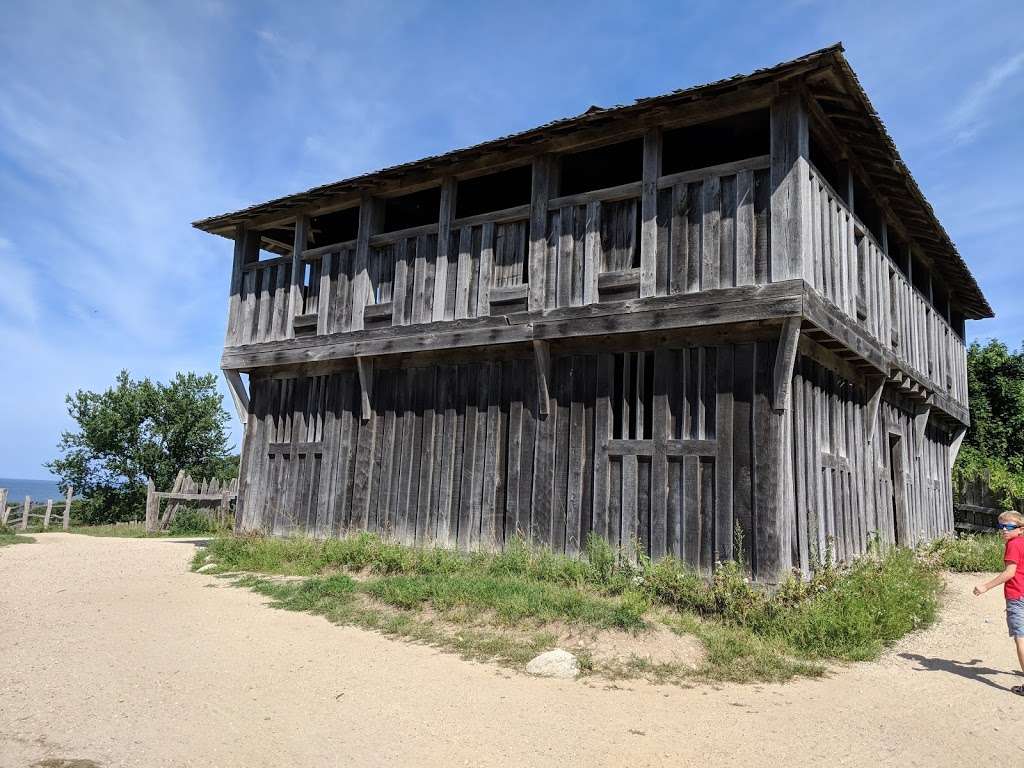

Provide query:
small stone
left=196, top=563, right=218, bottom=573
left=526, top=649, right=579, bottom=679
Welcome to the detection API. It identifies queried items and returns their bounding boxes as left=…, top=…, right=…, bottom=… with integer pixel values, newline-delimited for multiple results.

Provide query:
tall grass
left=200, top=531, right=943, bottom=679
left=926, top=534, right=1005, bottom=573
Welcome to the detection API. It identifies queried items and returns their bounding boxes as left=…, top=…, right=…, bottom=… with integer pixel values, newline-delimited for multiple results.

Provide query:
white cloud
left=946, top=50, right=1024, bottom=145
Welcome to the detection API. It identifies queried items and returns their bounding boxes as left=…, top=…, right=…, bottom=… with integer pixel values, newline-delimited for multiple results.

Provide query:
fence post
left=0, top=488, right=7, bottom=525
left=43, top=499, right=53, bottom=529
left=21, top=496, right=30, bottom=530
left=145, top=480, right=158, bottom=533
left=63, top=486, right=73, bottom=531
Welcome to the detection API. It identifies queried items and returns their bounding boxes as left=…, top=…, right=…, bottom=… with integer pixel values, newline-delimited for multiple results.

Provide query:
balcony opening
left=309, top=206, right=359, bottom=249
left=933, top=282, right=950, bottom=321
left=559, top=138, right=642, bottom=196
left=852, top=178, right=884, bottom=244
left=382, top=186, right=441, bottom=232
left=808, top=133, right=845, bottom=200
left=253, top=225, right=294, bottom=259
left=455, top=165, right=532, bottom=219
left=662, top=108, right=770, bottom=176
left=911, top=252, right=930, bottom=298
left=951, top=310, right=966, bottom=341
left=889, top=237, right=910, bottom=277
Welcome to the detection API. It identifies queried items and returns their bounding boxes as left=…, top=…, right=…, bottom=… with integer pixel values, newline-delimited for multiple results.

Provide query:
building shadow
left=898, top=653, right=1016, bottom=692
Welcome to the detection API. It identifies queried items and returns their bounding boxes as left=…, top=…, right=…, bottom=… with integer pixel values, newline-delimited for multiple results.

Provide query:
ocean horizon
left=0, top=477, right=68, bottom=503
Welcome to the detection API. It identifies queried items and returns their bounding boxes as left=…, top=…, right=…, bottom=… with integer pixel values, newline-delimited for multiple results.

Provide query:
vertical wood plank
left=639, top=127, right=662, bottom=297
left=477, top=221, right=495, bottom=316
left=352, top=197, right=379, bottom=331
left=288, top=215, right=309, bottom=338
left=701, top=175, right=721, bottom=290
left=670, top=183, right=688, bottom=294
left=432, top=176, right=457, bottom=320
left=583, top=201, right=600, bottom=304
left=528, top=155, right=553, bottom=311
left=770, top=91, right=810, bottom=283
left=592, top=353, right=613, bottom=543
left=715, top=345, right=734, bottom=563
left=735, top=171, right=754, bottom=287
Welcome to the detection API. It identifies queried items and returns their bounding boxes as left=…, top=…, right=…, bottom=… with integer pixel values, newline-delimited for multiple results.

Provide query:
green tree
left=955, top=340, right=1024, bottom=508
left=47, top=370, right=236, bottom=524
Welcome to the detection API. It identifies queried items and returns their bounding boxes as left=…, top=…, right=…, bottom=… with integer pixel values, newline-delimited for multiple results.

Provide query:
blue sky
left=1, top=0, right=1021, bottom=479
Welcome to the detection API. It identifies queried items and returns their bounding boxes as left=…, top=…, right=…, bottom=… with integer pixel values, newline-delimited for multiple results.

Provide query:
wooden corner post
left=352, top=196, right=382, bottom=331
left=770, top=89, right=810, bottom=284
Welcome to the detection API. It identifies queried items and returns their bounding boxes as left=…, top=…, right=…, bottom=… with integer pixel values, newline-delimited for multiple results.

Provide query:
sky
left=0, top=0, right=1021, bottom=480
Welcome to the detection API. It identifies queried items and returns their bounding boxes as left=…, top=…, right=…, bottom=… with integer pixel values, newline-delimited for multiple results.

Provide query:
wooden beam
left=533, top=340, right=551, bottom=417
left=528, top=155, right=554, bottom=311
left=432, top=177, right=457, bottom=320
left=639, top=127, right=662, bottom=298
left=914, top=404, right=930, bottom=458
left=287, top=215, right=309, bottom=339
left=223, top=369, right=250, bottom=425
left=770, top=90, right=810, bottom=283
left=772, top=317, right=802, bottom=412
left=949, top=424, right=968, bottom=467
left=865, top=375, right=885, bottom=443
left=356, top=356, right=374, bottom=421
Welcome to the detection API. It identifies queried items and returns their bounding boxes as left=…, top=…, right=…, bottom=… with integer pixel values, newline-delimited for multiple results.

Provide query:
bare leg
left=1015, top=636, right=1024, bottom=675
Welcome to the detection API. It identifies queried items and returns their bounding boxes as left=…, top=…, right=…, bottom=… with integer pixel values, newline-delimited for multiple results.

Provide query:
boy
left=974, top=510, right=1024, bottom=695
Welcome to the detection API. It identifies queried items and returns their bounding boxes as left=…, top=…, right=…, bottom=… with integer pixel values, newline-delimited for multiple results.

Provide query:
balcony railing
left=806, top=163, right=968, bottom=408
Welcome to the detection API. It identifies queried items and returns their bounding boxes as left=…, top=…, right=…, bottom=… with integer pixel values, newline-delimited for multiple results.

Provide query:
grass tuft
left=926, top=533, right=1005, bottom=573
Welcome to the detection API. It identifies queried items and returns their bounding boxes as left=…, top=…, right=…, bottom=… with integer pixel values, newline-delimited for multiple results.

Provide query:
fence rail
left=0, top=486, right=74, bottom=531
left=144, top=472, right=238, bottom=532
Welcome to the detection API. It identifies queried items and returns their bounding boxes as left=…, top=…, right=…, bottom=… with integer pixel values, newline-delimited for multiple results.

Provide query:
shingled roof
left=193, top=44, right=992, bottom=319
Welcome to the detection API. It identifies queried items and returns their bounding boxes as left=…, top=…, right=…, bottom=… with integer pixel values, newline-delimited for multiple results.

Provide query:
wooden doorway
left=888, top=432, right=908, bottom=546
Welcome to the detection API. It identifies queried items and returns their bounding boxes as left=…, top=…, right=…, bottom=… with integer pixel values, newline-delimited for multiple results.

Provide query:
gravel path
left=2, top=533, right=1022, bottom=768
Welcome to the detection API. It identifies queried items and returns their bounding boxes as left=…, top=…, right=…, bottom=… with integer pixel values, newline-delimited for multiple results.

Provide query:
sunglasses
left=998, top=523, right=1020, bottom=531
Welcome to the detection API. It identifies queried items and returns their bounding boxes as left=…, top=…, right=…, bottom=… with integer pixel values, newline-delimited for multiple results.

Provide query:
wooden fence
left=144, top=472, right=238, bottom=533
left=0, top=486, right=74, bottom=531
left=953, top=472, right=1024, bottom=533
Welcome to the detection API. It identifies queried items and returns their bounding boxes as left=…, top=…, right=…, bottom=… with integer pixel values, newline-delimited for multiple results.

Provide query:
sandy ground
left=2, top=534, right=1023, bottom=768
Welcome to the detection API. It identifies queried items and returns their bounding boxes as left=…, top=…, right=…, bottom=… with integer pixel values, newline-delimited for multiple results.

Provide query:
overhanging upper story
left=196, top=44, right=992, bottom=427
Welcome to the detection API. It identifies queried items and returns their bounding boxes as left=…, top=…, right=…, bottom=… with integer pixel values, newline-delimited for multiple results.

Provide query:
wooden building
left=194, top=45, right=992, bottom=581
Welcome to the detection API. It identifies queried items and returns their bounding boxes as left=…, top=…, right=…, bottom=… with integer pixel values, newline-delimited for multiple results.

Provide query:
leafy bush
left=168, top=509, right=218, bottom=536
left=927, top=534, right=1005, bottom=573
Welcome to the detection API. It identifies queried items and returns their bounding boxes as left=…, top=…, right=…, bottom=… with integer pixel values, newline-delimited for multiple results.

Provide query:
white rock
left=196, top=563, right=218, bottom=573
left=526, top=649, right=579, bottom=679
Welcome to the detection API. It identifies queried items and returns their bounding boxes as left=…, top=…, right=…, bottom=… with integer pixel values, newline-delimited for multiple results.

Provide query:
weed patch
left=926, top=534, right=1005, bottom=573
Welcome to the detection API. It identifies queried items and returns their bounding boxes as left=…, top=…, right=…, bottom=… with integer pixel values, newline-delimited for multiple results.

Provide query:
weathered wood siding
left=237, top=340, right=818, bottom=579
left=785, top=355, right=954, bottom=572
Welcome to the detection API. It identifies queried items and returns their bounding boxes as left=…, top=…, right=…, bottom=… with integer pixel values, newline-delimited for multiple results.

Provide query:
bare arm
left=975, top=563, right=1017, bottom=595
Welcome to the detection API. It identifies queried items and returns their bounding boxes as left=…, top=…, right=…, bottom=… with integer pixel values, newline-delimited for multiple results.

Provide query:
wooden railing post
left=0, top=488, right=7, bottom=525
left=63, top=486, right=73, bottom=531
left=639, top=128, right=662, bottom=298
left=145, top=480, right=158, bottom=533
left=528, top=155, right=554, bottom=311
left=433, top=177, right=457, bottom=321
left=43, top=499, right=53, bottom=529
left=21, top=496, right=30, bottom=530
left=352, top=196, right=382, bottom=331
left=287, top=215, right=309, bottom=338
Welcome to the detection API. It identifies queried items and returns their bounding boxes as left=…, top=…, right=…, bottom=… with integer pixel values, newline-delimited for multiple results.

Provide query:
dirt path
left=1, top=534, right=1022, bottom=768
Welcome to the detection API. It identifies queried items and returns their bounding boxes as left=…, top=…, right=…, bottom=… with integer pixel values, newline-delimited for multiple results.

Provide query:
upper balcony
left=203, top=46, right=990, bottom=425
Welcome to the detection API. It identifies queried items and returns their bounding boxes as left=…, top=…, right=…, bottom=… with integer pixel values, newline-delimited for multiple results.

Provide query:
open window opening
left=382, top=186, right=441, bottom=232
left=309, top=206, right=359, bottom=250
left=253, top=225, right=295, bottom=259
left=455, top=165, right=532, bottom=219
left=663, top=108, right=770, bottom=176
left=911, top=252, right=930, bottom=298
left=611, top=350, right=654, bottom=440
left=559, top=138, right=643, bottom=196
left=951, top=310, right=966, bottom=341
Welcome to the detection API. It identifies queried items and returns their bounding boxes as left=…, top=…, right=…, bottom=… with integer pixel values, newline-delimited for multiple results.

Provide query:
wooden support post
left=865, top=376, right=885, bottom=443
left=772, top=317, right=802, bottom=413
left=639, top=127, right=662, bottom=298
left=356, top=357, right=374, bottom=421
left=21, top=496, right=30, bottom=530
left=770, top=90, right=810, bottom=283
left=913, top=405, right=930, bottom=459
left=949, top=425, right=968, bottom=467
left=223, top=369, right=250, bottom=426
left=528, top=155, right=554, bottom=311
left=62, top=486, right=73, bottom=531
left=43, top=499, right=53, bottom=529
left=287, top=215, right=309, bottom=338
left=0, top=488, right=7, bottom=524
left=433, top=177, right=457, bottom=321
left=352, top=196, right=382, bottom=331
left=225, top=225, right=257, bottom=347
left=533, top=340, right=551, bottom=417
left=145, top=480, right=158, bottom=533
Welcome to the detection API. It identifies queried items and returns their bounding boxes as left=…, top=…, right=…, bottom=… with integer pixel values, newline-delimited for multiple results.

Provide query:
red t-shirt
left=1005, top=537, right=1024, bottom=600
